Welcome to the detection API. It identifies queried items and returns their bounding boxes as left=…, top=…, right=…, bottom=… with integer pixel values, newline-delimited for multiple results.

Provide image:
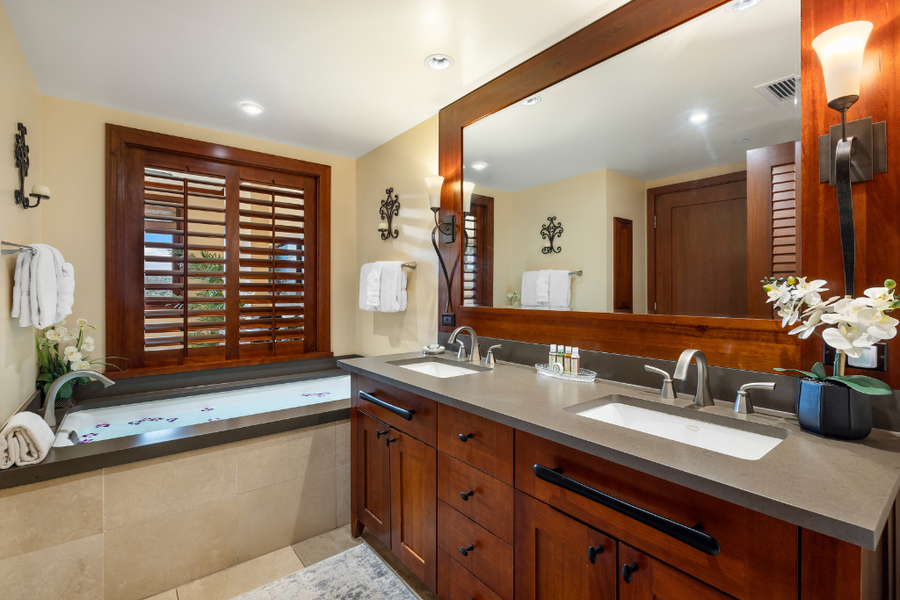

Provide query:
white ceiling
left=464, top=0, right=801, bottom=192
left=3, top=0, right=636, bottom=159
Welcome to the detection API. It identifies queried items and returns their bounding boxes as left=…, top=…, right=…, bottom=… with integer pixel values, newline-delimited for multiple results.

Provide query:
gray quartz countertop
left=338, top=353, right=900, bottom=550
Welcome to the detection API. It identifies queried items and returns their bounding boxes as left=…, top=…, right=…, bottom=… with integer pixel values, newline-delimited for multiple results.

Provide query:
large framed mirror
left=461, top=0, right=800, bottom=320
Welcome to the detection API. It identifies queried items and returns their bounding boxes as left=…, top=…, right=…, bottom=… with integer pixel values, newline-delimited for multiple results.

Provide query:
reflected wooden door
left=650, top=173, right=748, bottom=317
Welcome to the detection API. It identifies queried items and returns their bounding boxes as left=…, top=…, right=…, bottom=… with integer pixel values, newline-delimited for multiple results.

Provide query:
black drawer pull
left=459, top=433, right=474, bottom=442
left=359, top=391, right=415, bottom=421
left=460, top=490, right=474, bottom=501
left=385, top=437, right=397, bottom=446
left=621, top=563, right=639, bottom=583
left=587, top=544, right=604, bottom=564
left=376, top=429, right=388, bottom=439
left=459, top=544, right=474, bottom=557
left=534, top=464, right=721, bottom=556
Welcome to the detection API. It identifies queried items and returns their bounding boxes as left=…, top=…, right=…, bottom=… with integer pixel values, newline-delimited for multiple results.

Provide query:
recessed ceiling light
left=733, top=138, right=750, bottom=144
left=425, top=54, right=454, bottom=70
left=725, top=0, right=763, bottom=12
left=690, top=112, right=709, bottom=124
left=239, top=102, right=264, bottom=114
left=471, top=162, right=488, bottom=170
left=520, top=95, right=542, bottom=106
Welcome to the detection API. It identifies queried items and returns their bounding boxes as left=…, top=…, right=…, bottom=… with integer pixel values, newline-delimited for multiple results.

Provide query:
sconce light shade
left=812, top=21, right=873, bottom=111
left=31, top=185, right=50, bottom=198
left=462, top=181, right=475, bottom=214
left=425, top=175, right=444, bottom=210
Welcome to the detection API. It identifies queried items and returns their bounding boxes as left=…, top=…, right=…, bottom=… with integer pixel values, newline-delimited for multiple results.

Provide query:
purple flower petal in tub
left=96, top=424, right=110, bottom=428
left=167, top=418, right=178, bottom=423
left=208, top=418, right=220, bottom=422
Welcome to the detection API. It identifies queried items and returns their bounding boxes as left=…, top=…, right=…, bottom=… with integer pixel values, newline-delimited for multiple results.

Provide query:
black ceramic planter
left=795, top=379, right=872, bottom=440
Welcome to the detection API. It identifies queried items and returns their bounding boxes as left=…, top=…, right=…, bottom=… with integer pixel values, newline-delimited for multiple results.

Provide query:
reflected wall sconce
left=814, top=21, right=886, bottom=296
left=13, top=123, right=50, bottom=209
left=426, top=175, right=454, bottom=313
left=541, top=216, right=563, bottom=254
left=378, top=187, right=400, bottom=240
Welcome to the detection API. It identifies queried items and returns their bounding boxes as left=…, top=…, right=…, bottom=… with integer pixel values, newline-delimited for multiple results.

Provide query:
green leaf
left=56, top=382, right=73, bottom=399
left=43, top=382, right=52, bottom=395
left=811, top=362, right=828, bottom=380
left=774, top=368, right=823, bottom=380
left=827, top=375, right=893, bottom=396
left=36, top=373, right=54, bottom=383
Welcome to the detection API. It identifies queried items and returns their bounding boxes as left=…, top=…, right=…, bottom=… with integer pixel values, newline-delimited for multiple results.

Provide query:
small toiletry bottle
left=556, top=343, right=565, bottom=369
left=564, top=346, right=572, bottom=374
left=571, top=347, right=581, bottom=374
left=549, top=344, right=557, bottom=369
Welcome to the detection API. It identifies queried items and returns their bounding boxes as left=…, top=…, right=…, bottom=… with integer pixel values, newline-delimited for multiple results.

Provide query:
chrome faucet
left=644, top=365, right=677, bottom=400
left=673, top=349, right=714, bottom=407
left=44, top=371, right=115, bottom=428
left=448, top=326, right=480, bottom=363
left=733, top=382, right=776, bottom=415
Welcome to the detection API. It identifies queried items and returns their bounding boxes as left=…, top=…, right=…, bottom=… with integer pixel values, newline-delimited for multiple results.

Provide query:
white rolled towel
left=1, top=411, right=56, bottom=468
left=0, top=430, right=11, bottom=470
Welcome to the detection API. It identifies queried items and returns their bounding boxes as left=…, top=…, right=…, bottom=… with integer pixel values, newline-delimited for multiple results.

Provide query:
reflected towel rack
left=1, top=241, right=35, bottom=256
left=569, top=270, right=582, bottom=276
left=402, top=262, right=417, bottom=270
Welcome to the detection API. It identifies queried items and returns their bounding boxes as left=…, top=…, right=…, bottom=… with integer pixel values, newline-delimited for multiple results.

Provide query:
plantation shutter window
left=108, top=125, right=331, bottom=376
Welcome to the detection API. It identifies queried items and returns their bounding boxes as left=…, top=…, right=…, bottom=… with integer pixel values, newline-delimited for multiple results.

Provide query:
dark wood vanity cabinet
left=349, top=373, right=888, bottom=600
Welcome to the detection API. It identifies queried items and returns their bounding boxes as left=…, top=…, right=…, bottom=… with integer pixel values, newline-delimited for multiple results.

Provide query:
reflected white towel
left=359, top=263, right=374, bottom=311
left=548, top=270, right=571, bottom=309
left=366, top=262, right=385, bottom=310
left=1, top=412, right=55, bottom=468
left=520, top=271, right=543, bottom=308
left=378, top=262, right=404, bottom=313
left=11, top=250, right=34, bottom=327
left=29, top=244, right=74, bottom=329
left=535, top=270, right=551, bottom=303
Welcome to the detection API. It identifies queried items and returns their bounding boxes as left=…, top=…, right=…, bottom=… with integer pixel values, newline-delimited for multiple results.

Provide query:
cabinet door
left=618, top=544, right=733, bottom=600
left=390, top=430, right=437, bottom=592
left=356, top=411, right=392, bottom=547
left=515, top=491, right=616, bottom=600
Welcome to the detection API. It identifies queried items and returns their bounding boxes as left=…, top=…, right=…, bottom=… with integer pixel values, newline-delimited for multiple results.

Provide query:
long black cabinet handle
left=534, top=464, right=721, bottom=556
left=359, top=391, right=415, bottom=421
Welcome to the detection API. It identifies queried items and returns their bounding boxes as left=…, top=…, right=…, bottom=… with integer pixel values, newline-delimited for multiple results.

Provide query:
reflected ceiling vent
left=754, top=76, right=799, bottom=106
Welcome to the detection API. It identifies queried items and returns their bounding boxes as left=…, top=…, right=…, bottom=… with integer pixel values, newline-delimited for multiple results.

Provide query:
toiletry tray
left=535, top=364, right=597, bottom=383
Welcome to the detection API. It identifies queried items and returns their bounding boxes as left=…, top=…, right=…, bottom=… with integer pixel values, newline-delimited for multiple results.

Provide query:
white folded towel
left=520, top=271, right=543, bottom=308
left=28, top=244, right=75, bottom=329
left=0, top=430, right=11, bottom=470
left=366, top=261, right=385, bottom=310
left=378, top=262, right=404, bottom=313
left=548, top=270, right=571, bottom=309
left=535, top=270, right=551, bottom=304
left=11, top=250, right=34, bottom=327
left=359, top=263, right=374, bottom=311
left=0, top=412, right=55, bottom=469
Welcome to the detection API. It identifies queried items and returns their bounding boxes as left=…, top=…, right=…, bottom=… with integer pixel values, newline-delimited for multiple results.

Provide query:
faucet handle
left=734, top=382, right=776, bottom=415
left=457, top=343, right=468, bottom=362
left=644, top=365, right=677, bottom=400
left=485, top=345, right=502, bottom=367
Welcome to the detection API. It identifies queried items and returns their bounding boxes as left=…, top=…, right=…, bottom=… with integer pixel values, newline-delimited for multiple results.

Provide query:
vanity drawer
left=437, top=549, right=502, bottom=600
left=515, top=431, right=798, bottom=600
left=438, top=501, right=514, bottom=600
left=437, top=404, right=514, bottom=485
left=437, top=452, right=514, bottom=544
left=353, top=374, right=437, bottom=446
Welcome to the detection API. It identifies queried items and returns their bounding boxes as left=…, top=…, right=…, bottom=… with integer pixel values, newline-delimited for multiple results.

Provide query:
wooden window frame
left=106, top=124, right=331, bottom=378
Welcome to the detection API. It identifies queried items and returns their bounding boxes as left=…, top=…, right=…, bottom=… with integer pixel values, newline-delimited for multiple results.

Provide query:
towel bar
left=402, top=262, right=417, bottom=270
left=569, top=270, right=582, bottom=276
left=1, top=241, right=35, bottom=256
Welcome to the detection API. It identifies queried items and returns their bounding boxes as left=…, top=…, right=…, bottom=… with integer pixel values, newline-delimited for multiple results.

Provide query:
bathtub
left=53, top=374, right=351, bottom=447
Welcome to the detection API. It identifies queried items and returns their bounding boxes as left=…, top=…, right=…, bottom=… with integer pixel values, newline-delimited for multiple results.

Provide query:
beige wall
left=605, top=170, right=648, bottom=314
left=39, top=95, right=358, bottom=364
left=0, top=3, right=42, bottom=423
left=0, top=421, right=350, bottom=600
left=354, top=116, right=440, bottom=356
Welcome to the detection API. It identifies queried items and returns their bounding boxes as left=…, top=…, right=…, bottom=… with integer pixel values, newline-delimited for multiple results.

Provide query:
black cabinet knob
left=459, top=544, right=475, bottom=557
left=587, top=544, right=605, bottom=564
left=621, top=563, right=640, bottom=583
left=376, top=429, right=388, bottom=439
left=385, top=437, right=397, bottom=447
left=460, top=490, right=475, bottom=502
left=459, top=433, right=474, bottom=442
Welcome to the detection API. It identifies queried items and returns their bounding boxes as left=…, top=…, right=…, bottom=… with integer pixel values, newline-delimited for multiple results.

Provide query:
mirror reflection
left=462, top=0, right=800, bottom=319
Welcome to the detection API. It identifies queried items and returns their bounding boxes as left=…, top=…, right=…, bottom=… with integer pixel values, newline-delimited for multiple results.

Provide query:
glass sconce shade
left=462, top=181, right=475, bottom=214
left=812, top=21, right=873, bottom=111
left=425, top=175, right=444, bottom=210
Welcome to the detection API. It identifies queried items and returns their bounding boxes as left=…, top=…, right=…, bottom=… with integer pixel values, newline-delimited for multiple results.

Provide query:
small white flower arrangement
left=507, top=291, right=521, bottom=308
left=764, top=276, right=897, bottom=394
left=35, top=319, right=121, bottom=402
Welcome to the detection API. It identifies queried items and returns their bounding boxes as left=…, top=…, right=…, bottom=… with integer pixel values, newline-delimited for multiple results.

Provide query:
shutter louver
left=463, top=214, right=477, bottom=306
left=770, top=162, right=797, bottom=279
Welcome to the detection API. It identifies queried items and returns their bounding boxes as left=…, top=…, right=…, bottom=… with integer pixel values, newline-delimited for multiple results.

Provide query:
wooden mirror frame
left=437, top=0, right=900, bottom=386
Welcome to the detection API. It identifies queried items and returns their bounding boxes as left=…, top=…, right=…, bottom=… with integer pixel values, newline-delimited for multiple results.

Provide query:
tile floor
left=142, top=525, right=438, bottom=600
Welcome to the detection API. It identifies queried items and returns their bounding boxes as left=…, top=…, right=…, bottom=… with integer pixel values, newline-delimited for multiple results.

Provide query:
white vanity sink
left=575, top=401, right=785, bottom=460
left=393, top=359, right=486, bottom=378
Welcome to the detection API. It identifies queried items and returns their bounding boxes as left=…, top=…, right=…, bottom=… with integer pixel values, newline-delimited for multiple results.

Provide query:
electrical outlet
left=823, top=342, right=888, bottom=372
left=441, top=313, right=456, bottom=327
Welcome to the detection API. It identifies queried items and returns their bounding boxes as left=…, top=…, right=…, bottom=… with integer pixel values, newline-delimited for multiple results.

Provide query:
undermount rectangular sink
left=567, top=395, right=789, bottom=460
left=389, top=357, right=490, bottom=378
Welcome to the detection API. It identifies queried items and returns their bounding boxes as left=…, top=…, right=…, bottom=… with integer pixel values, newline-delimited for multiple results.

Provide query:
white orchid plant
left=763, top=276, right=897, bottom=395
left=35, top=319, right=122, bottom=402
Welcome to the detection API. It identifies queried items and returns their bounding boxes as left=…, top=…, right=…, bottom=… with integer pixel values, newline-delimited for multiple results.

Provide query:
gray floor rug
left=233, top=543, right=419, bottom=600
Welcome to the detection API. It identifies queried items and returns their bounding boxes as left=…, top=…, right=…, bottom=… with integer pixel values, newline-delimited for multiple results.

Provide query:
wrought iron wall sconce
left=425, top=175, right=454, bottom=312
left=813, top=21, right=886, bottom=296
left=378, top=187, right=400, bottom=240
left=13, top=123, right=50, bottom=210
left=541, top=216, right=563, bottom=254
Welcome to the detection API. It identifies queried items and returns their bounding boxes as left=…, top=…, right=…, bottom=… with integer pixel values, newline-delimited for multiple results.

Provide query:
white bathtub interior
left=53, top=375, right=351, bottom=447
